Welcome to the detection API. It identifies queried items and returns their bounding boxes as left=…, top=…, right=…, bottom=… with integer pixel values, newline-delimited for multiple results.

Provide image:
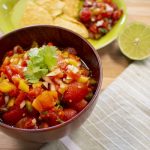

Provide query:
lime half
left=118, top=22, right=150, bottom=60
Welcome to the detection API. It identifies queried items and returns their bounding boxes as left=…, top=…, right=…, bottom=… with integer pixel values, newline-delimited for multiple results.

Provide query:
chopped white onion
left=105, top=4, right=114, bottom=12
left=46, top=68, right=61, bottom=76
left=20, top=101, right=26, bottom=109
left=4, top=96, right=9, bottom=104
left=32, top=118, right=36, bottom=125
left=67, top=65, right=79, bottom=73
left=43, top=82, right=49, bottom=89
left=96, top=20, right=104, bottom=27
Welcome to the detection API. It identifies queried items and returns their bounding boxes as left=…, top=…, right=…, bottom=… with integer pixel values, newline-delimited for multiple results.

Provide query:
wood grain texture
left=0, top=0, right=150, bottom=149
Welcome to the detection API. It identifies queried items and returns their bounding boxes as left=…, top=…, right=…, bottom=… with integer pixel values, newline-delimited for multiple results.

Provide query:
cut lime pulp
left=118, top=22, right=150, bottom=60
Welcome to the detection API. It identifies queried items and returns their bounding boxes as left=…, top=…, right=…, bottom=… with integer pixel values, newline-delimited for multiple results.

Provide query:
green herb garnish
left=24, top=46, right=57, bottom=83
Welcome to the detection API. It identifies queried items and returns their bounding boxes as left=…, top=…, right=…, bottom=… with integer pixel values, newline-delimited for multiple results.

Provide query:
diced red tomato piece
left=15, top=91, right=26, bottom=106
left=102, top=11, right=113, bottom=18
left=16, top=117, right=37, bottom=129
left=63, top=82, right=89, bottom=105
left=80, top=8, right=92, bottom=22
left=9, top=88, right=19, bottom=97
left=63, top=108, right=77, bottom=121
left=97, top=14, right=102, bottom=20
left=89, top=24, right=98, bottom=34
left=28, top=87, right=43, bottom=101
left=21, top=60, right=27, bottom=67
left=67, top=71, right=80, bottom=81
left=73, top=99, right=88, bottom=112
left=7, top=51, right=14, bottom=57
left=48, top=42, right=54, bottom=46
left=9, top=65, right=20, bottom=74
left=112, top=10, right=123, bottom=20
left=11, top=75, right=20, bottom=86
left=102, top=20, right=109, bottom=30
left=2, top=108, right=25, bottom=125
left=3, top=66, right=13, bottom=80
left=103, top=0, right=112, bottom=4
left=40, top=110, right=59, bottom=126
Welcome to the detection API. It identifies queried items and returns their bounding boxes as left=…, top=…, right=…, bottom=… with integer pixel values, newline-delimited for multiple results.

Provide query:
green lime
left=118, top=22, right=150, bottom=60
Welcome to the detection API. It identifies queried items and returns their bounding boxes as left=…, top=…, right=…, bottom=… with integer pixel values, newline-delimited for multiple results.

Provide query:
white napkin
left=41, top=58, right=150, bottom=150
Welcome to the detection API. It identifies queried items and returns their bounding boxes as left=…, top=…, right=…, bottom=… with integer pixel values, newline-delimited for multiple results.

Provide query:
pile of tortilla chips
left=11, top=0, right=89, bottom=38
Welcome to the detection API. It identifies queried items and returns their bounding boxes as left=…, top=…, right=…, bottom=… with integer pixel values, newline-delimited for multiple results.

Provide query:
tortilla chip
left=54, top=15, right=88, bottom=38
left=20, top=1, right=53, bottom=27
left=35, top=0, right=65, bottom=17
left=63, top=0, right=80, bottom=17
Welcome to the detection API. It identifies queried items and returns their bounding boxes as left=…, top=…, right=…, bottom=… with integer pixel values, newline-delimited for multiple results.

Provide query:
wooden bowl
left=0, top=25, right=102, bottom=143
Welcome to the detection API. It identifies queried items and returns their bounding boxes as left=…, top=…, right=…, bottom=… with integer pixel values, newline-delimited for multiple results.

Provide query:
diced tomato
left=3, top=65, right=24, bottom=80
left=102, top=11, right=113, bottom=18
left=112, top=10, right=123, bottom=20
left=89, top=24, right=98, bottom=34
left=15, top=91, right=26, bottom=106
left=16, top=117, right=37, bottom=129
left=7, top=51, right=14, bottom=57
left=102, top=20, right=109, bottom=30
left=21, top=60, right=27, bottom=67
left=63, top=108, right=77, bottom=121
left=73, top=99, right=88, bottom=112
left=97, top=14, right=102, bottom=20
left=12, top=75, right=20, bottom=86
left=67, top=71, right=80, bottom=81
left=9, top=88, right=19, bottom=97
left=80, top=8, right=92, bottom=22
left=2, top=108, right=25, bottom=125
left=28, top=87, right=43, bottom=101
left=48, top=42, right=54, bottom=46
left=40, top=110, right=59, bottom=126
left=103, top=0, right=112, bottom=4
left=63, top=82, right=89, bottom=105
left=3, top=66, right=13, bottom=80
left=9, top=65, right=20, bottom=74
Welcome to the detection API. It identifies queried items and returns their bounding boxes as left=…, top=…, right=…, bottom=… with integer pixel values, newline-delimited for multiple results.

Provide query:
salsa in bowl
left=0, top=25, right=102, bottom=142
left=0, top=43, right=97, bottom=129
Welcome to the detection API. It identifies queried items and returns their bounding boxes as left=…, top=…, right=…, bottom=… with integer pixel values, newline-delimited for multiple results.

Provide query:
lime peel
left=118, top=22, right=150, bottom=60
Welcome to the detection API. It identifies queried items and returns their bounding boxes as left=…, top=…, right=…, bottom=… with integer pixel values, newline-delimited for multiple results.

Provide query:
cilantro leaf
left=24, top=45, right=57, bottom=83
left=39, top=46, right=57, bottom=71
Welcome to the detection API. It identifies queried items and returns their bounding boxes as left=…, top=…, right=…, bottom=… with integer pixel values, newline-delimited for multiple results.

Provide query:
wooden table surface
left=0, top=0, right=150, bottom=149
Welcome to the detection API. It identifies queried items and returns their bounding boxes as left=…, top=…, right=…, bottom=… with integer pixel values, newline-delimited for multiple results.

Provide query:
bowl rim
left=0, top=25, right=103, bottom=132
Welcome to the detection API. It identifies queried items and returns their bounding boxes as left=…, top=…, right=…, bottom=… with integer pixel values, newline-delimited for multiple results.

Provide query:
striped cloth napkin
left=41, top=58, right=150, bottom=150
